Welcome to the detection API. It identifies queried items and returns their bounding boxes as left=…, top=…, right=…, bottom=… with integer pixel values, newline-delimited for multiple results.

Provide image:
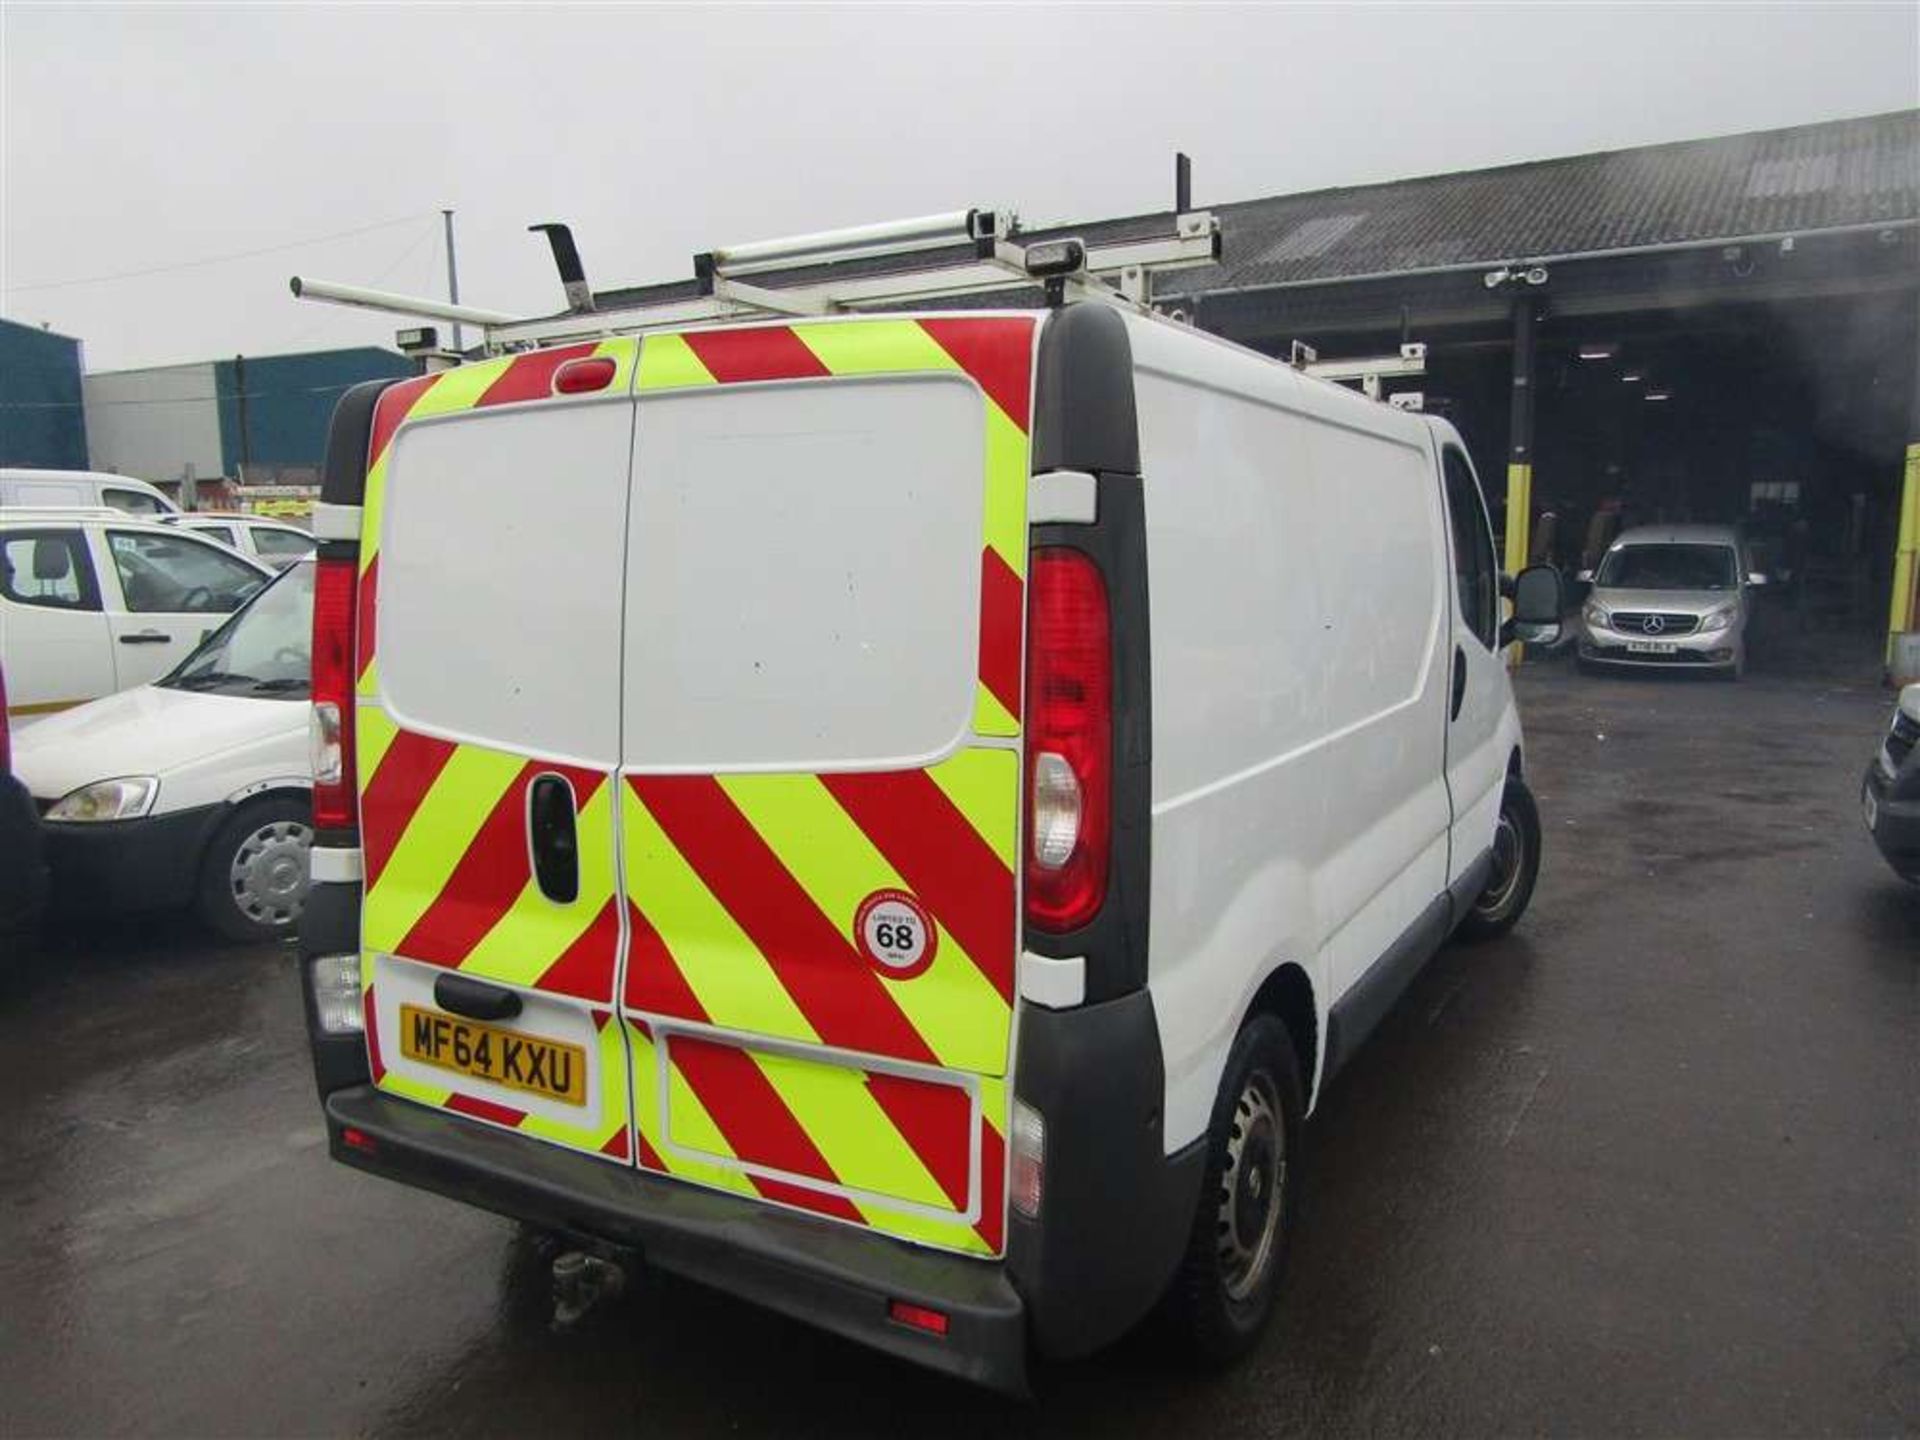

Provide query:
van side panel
left=1125, top=315, right=1452, bottom=1148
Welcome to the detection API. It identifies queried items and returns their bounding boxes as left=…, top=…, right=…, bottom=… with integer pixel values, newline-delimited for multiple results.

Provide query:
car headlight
left=45, top=776, right=159, bottom=823
left=1697, top=605, right=1737, bottom=635
left=1583, top=602, right=1611, bottom=630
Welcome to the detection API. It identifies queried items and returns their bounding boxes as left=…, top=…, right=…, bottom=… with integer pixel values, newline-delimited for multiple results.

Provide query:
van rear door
left=354, top=343, right=641, bottom=1165
left=617, top=318, right=1036, bottom=1257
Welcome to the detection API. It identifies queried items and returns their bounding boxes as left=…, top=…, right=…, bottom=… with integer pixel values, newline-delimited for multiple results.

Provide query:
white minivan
left=299, top=301, right=1563, bottom=1392
left=0, top=468, right=178, bottom=516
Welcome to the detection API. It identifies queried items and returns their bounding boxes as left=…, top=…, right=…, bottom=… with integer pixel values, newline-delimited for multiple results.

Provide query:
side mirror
left=1501, top=563, right=1564, bottom=649
left=1747, top=571, right=1768, bottom=587
left=1575, top=568, right=1594, bottom=584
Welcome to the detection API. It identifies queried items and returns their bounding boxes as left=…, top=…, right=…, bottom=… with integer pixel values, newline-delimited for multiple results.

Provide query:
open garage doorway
left=1526, top=296, right=1913, bottom=679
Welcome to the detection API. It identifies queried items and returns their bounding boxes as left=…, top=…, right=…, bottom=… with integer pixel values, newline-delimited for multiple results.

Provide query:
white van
left=0, top=468, right=178, bottom=517
left=299, top=300, right=1563, bottom=1391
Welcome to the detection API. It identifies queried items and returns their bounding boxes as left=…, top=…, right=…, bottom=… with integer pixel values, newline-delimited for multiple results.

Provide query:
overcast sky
left=3, top=2, right=1915, bottom=372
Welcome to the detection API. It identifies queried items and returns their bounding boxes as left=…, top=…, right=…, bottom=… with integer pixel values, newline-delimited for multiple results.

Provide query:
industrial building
left=82, top=347, right=412, bottom=501
left=0, top=318, right=88, bottom=469
left=1110, top=109, right=1920, bottom=670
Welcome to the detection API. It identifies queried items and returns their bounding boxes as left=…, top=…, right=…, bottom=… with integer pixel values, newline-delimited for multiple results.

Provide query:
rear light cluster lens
left=310, top=954, right=364, bottom=1034
left=887, top=1300, right=950, bottom=1337
left=1023, top=548, right=1112, bottom=933
left=310, top=556, right=359, bottom=830
left=1009, top=1099, right=1046, bottom=1219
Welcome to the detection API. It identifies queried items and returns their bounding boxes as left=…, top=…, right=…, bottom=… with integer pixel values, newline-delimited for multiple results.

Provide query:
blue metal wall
left=0, top=318, right=87, bottom=468
left=214, top=347, right=412, bottom=471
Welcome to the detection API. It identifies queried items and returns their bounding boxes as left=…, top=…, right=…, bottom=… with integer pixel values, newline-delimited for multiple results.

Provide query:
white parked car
left=163, top=512, right=316, bottom=570
left=11, top=561, right=312, bottom=940
left=0, top=511, right=274, bottom=722
left=1, top=468, right=177, bottom=516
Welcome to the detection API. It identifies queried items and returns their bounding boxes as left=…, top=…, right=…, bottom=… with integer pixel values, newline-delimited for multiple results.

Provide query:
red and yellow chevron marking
left=626, top=1017, right=1008, bottom=1254
left=346, top=317, right=1034, bottom=1239
left=353, top=339, right=640, bottom=698
left=364, top=976, right=632, bottom=1159
left=355, top=706, right=631, bottom=1161
left=356, top=707, right=622, bottom=1000
left=634, top=317, right=1036, bottom=736
left=620, top=745, right=1017, bottom=1254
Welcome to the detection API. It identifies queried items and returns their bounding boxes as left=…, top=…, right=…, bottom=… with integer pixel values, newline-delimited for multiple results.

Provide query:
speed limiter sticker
left=853, top=889, right=938, bottom=979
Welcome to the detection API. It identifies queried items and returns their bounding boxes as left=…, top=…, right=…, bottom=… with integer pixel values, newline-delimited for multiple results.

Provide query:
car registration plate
left=1625, top=641, right=1677, bottom=655
left=1864, top=787, right=1879, bottom=833
left=398, top=1003, right=586, bottom=1106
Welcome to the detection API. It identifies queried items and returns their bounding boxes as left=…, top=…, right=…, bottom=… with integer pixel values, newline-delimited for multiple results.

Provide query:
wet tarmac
left=2, top=660, right=1915, bottom=1437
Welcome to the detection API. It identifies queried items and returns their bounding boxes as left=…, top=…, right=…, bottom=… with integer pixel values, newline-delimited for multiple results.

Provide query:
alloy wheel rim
left=229, top=819, right=313, bottom=926
left=1217, top=1070, right=1286, bottom=1301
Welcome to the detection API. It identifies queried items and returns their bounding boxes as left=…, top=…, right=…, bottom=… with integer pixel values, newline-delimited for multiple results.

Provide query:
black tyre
left=1455, top=776, right=1541, bottom=941
left=195, top=794, right=312, bottom=943
left=1163, top=1013, right=1304, bottom=1365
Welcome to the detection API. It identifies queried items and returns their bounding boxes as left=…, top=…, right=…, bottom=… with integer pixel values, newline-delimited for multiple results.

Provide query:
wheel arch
left=222, top=776, right=313, bottom=809
left=1243, top=961, right=1320, bottom=1112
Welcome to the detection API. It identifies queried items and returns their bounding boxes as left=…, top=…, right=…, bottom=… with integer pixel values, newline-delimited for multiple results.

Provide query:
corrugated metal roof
left=1142, top=110, right=1918, bottom=296
left=588, top=110, right=1917, bottom=316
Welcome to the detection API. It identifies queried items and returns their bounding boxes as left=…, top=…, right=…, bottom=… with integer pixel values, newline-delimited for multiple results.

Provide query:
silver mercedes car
left=1577, top=524, right=1763, bottom=678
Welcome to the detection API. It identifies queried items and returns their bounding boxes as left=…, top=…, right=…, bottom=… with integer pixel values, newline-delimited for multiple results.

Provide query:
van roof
left=0, top=468, right=162, bottom=486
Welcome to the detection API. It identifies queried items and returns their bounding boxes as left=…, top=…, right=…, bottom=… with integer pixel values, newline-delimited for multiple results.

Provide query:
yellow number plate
left=398, top=1004, right=587, bottom=1106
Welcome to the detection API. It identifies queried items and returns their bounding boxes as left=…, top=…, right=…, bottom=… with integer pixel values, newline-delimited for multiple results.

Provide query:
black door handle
left=1451, top=646, right=1467, bottom=720
left=528, top=773, right=580, bottom=904
left=119, top=632, right=170, bottom=645
left=433, top=972, right=523, bottom=1022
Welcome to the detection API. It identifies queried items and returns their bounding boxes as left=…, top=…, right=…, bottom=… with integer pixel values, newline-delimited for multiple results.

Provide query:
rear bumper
left=324, top=1085, right=1029, bottom=1393
left=41, top=801, right=225, bottom=912
left=1863, top=761, right=1920, bottom=881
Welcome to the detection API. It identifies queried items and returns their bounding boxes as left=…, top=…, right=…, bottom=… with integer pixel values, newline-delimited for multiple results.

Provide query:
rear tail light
left=310, top=556, right=359, bottom=830
left=340, top=1127, right=378, bottom=1155
left=1023, top=548, right=1111, bottom=932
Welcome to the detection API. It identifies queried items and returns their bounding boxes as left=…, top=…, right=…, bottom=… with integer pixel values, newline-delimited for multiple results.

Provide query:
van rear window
left=623, top=375, right=984, bottom=772
left=377, top=401, right=633, bottom=766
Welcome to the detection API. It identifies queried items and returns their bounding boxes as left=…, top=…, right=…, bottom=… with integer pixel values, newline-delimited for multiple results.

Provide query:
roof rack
left=290, top=206, right=1222, bottom=354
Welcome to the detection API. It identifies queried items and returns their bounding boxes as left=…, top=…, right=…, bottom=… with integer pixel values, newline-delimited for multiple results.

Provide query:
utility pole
left=443, top=208, right=464, bottom=354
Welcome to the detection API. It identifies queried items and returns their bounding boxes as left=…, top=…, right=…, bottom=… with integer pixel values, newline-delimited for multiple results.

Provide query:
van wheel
left=1455, top=777, right=1541, bottom=942
left=1164, top=1014, right=1303, bottom=1365
left=196, top=795, right=312, bottom=943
